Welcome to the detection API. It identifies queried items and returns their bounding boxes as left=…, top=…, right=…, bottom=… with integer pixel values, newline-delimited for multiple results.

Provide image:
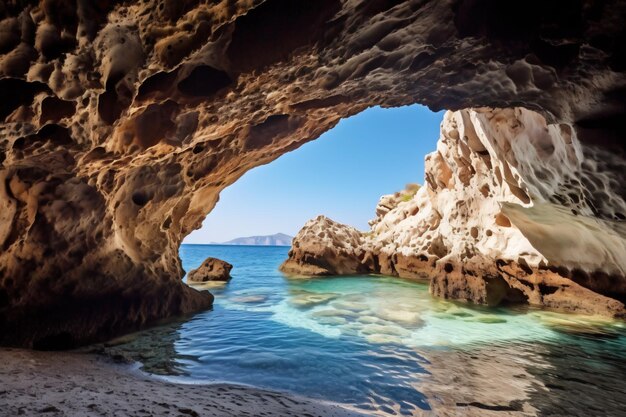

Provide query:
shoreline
left=0, top=348, right=367, bottom=417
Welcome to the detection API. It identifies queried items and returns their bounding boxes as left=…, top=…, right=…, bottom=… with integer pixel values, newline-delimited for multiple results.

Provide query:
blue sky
left=184, top=104, right=443, bottom=243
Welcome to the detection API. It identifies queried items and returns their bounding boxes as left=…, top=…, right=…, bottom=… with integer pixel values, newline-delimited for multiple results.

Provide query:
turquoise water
left=107, top=245, right=626, bottom=416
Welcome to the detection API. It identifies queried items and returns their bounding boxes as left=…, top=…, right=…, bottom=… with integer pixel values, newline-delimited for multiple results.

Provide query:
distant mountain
left=222, top=233, right=293, bottom=246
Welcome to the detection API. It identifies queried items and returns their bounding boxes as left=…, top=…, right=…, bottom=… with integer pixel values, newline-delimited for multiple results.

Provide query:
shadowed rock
left=187, top=258, right=233, bottom=283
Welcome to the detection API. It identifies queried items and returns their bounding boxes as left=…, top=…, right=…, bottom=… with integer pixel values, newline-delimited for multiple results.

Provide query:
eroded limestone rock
left=280, top=215, right=372, bottom=276
left=187, top=257, right=232, bottom=283
left=0, top=1, right=625, bottom=346
left=286, top=108, right=626, bottom=317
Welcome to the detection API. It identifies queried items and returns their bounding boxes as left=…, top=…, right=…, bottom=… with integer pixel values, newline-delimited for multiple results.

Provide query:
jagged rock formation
left=285, top=108, right=626, bottom=317
left=0, top=1, right=625, bottom=346
left=187, top=257, right=232, bottom=283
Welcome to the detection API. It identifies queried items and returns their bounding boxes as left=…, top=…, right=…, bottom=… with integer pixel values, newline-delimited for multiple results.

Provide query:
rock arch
left=0, top=0, right=624, bottom=347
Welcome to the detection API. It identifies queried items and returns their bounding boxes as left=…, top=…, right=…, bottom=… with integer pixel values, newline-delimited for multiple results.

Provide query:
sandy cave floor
left=0, top=348, right=368, bottom=417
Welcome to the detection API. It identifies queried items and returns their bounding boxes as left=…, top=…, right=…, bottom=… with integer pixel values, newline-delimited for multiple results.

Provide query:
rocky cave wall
left=0, top=0, right=625, bottom=347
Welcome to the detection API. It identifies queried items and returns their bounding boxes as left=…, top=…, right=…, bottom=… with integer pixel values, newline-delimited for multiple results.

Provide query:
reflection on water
left=102, top=245, right=626, bottom=416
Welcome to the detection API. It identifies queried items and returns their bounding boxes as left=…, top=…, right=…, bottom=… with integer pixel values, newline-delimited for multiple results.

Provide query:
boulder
left=187, top=258, right=233, bottom=283
left=280, top=216, right=372, bottom=276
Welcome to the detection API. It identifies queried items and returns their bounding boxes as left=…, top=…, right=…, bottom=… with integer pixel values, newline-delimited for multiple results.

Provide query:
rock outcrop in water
left=284, top=108, right=626, bottom=317
left=187, top=257, right=232, bottom=283
left=0, top=0, right=625, bottom=346
left=281, top=216, right=372, bottom=276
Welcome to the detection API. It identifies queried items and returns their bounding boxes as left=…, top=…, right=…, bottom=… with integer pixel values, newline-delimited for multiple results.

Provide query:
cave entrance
left=181, top=104, right=442, bottom=278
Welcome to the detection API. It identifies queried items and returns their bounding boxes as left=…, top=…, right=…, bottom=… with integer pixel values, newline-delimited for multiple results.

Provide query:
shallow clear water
left=106, top=245, right=626, bottom=416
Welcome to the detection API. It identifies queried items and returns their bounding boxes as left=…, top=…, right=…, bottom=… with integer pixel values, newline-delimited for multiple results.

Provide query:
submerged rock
left=187, top=258, right=233, bottom=283
left=316, top=316, right=347, bottom=326
left=290, top=292, right=338, bottom=308
left=376, top=309, right=424, bottom=327
left=357, top=316, right=384, bottom=325
left=312, top=308, right=358, bottom=319
left=330, top=300, right=370, bottom=312
left=539, top=315, right=620, bottom=339
left=231, top=295, right=268, bottom=304
left=474, top=316, right=508, bottom=324
left=361, top=324, right=407, bottom=337
left=365, top=334, right=403, bottom=345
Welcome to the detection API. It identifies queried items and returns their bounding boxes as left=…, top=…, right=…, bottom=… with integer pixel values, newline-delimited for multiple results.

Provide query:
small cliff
left=282, top=108, right=626, bottom=317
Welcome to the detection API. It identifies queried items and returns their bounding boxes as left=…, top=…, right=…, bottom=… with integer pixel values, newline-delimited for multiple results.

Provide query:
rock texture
left=187, top=257, right=232, bottom=283
left=281, top=216, right=372, bottom=276
left=0, top=1, right=625, bottom=346
left=286, top=108, right=626, bottom=317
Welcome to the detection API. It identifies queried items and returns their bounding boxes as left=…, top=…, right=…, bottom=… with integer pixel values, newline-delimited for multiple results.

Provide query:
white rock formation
left=372, top=108, right=626, bottom=275
left=285, top=108, right=626, bottom=316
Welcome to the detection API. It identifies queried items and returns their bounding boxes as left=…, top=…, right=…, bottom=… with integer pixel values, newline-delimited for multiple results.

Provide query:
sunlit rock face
left=0, top=0, right=625, bottom=346
left=374, top=108, right=626, bottom=316
left=287, top=108, right=626, bottom=317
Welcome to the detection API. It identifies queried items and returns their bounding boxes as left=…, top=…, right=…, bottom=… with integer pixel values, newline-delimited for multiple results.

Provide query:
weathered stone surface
left=187, top=257, right=232, bottom=282
left=280, top=215, right=372, bottom=276
left=286, top=108, right=626, bottom=317
left=429, top=258, right=626, bottom=317
left=0, top=1, right=625, bottom=346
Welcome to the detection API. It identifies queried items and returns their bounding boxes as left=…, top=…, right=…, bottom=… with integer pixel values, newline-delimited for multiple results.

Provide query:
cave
left=0, top=0, right=625, bottom=350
